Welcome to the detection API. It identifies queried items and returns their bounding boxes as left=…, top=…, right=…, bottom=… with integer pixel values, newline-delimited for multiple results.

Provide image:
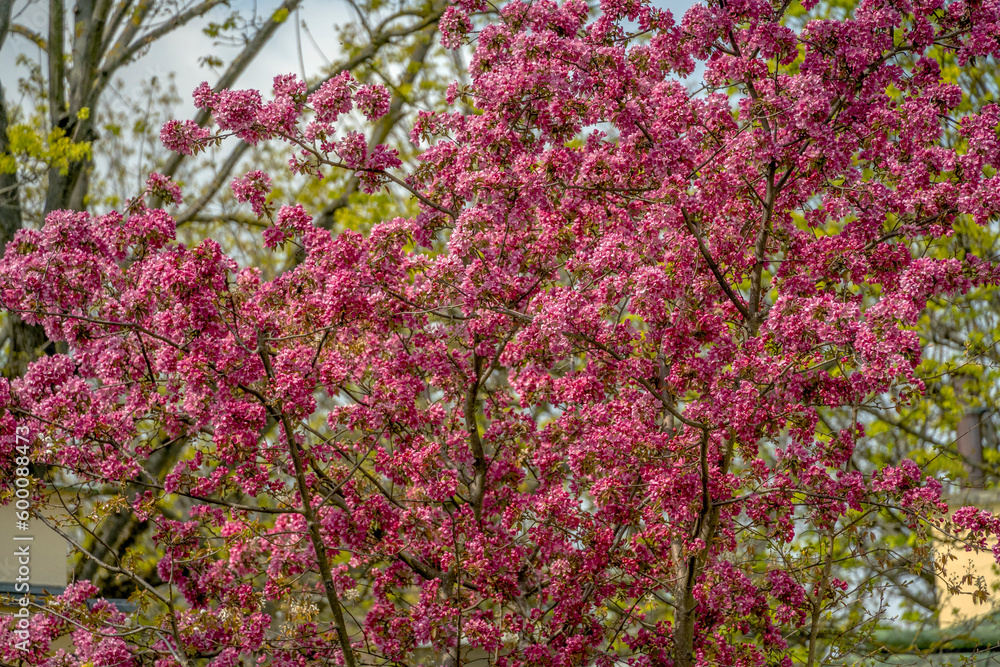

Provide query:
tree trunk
left=0, top=1, right=21, bottom=250
left=673, top=569, right=698, bottom=667
left=0, top=5, right=48, bottom=379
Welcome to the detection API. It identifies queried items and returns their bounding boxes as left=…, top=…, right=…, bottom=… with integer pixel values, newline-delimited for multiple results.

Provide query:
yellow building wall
left=936, top=490, right=1000, bottom=628
left=0, top=501, right=68, bottom=592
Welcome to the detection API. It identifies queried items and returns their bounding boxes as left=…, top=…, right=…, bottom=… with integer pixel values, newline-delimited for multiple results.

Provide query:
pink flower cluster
left=440, top=5, right=474, bottom=49
left=161, top=72, right=403, bottom=212
left=354, top=84, right=391, bottom=121
left=311, top=71, right=354, bottom=125
left=264, top=204, right=313, bottom=248
left=145, top=172, right=183, bottom=206
left=159, top=119, right=212, bottom=156
left=231, top=170, right=272, bottom=217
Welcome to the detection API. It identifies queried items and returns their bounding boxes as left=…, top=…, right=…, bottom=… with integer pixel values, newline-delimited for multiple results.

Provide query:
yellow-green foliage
left=0, top=121, right=92, bottom=177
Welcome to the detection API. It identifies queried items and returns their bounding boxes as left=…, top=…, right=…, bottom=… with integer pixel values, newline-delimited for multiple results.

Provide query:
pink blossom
left=231, top=170, right=272, bottom=217
left=309, top=71, right=354, bottom=125
left=355, top=84, right=391, bottom=121
left=159, top=119, right=212, bottom=155
left=335, top=131, right=368, bottom=168
left=145, top=172, right=183, bottom=206
left=440, top=6, right=473, bottom=49
left=262, top=203, right=314, bottom=248
left=192, top=81, right=216, bottom=110
left=272, top=73, right=307, bottom=99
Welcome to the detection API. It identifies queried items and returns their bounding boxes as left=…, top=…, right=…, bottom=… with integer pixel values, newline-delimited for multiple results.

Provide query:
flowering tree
left=2, top=0, right=1000, bottom=664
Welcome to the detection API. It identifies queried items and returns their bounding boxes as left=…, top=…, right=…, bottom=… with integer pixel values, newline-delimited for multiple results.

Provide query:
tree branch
left=680, top=207, right=752, bottom=322
left=257, top=331, right=358, bottom=667
left=104, top=0, right=228, bottom=73
left=160, top=0, right=304, bottom=181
